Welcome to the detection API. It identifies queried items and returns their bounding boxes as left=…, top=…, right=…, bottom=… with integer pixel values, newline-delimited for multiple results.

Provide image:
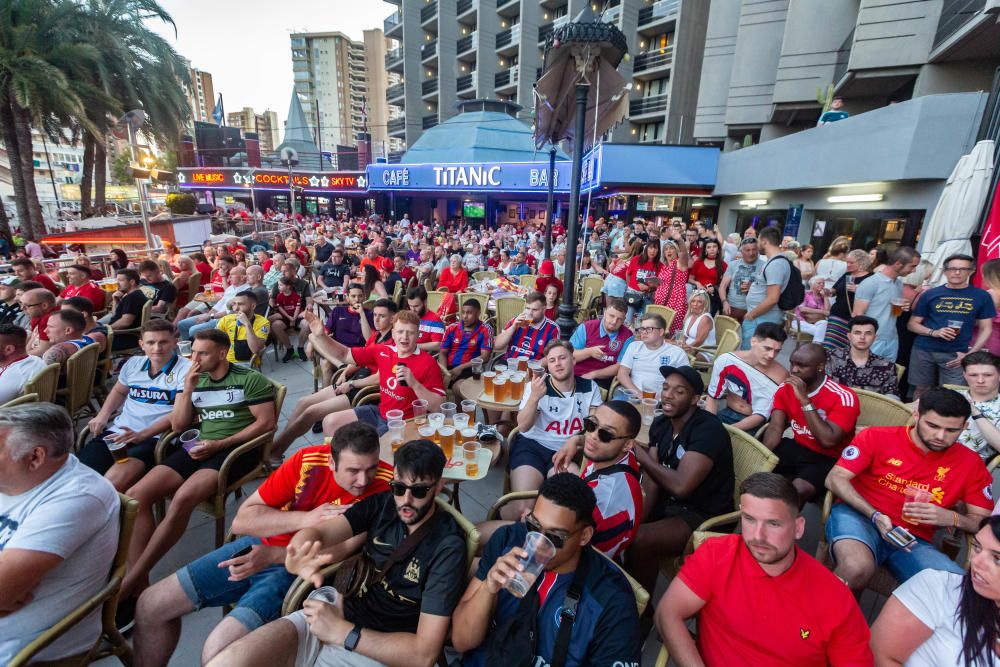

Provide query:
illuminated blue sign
left=367, top=161, right=579, bottom=193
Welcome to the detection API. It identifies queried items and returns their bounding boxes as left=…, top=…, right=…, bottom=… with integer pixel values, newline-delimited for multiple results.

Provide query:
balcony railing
left=538, top=16, right=568, bottom=44
left=457, top=0, right=473, bottom=14
left=388, top=117, right=406, bottom=134
left=457, top=32, right=477, bottom=53
left=421, top=1, right=437, bottom=23
left=421, top=39, right=438, bottom=60
left=638, top=0, right=680, bottom=27
left=629, top=94, right=669, bottom=117
left=495, top=67, right=519, bottom=89
left=457, top=74, right=474, bottom=91
left=422, top=77, right=439, bottom=95
left=633, top=46, right=674, bottom=73
left=386, top=83, right=405, bottom=100
left=496, top=25, right=520, bottom=49
left=384, top=47, right=403, bottom=68
left=934, top=0, right=987, bottom=47
left=422, top=115, right=439, bottom=129
left=384, top=12, right=401, bottom=33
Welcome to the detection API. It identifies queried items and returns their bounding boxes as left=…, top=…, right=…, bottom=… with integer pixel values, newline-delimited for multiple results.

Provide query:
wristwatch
left=973, top=413, right=986, bottom=421
left=801, top=404, right=816, bottom=412
left=344, top=624, right=362, bottom=652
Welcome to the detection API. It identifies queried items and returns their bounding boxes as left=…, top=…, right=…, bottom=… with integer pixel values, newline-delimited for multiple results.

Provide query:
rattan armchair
left=24, top=363, right=60, bottom=403
left=54, top=342, right=100, bottom=421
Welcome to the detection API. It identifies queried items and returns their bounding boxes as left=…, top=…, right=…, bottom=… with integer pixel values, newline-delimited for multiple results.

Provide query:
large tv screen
left=463, top=202, right=485, bottom=218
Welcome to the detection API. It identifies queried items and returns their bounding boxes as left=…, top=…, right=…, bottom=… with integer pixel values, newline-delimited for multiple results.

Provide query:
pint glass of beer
left=494, top=376, right=508, bottom=403
left=105, top=436, right=128, bottom=464
left=890, top=298, right=905, bottom=317
left=482, top=372, right=496, bottom=400
left=438, top=426, right=456, bottom=460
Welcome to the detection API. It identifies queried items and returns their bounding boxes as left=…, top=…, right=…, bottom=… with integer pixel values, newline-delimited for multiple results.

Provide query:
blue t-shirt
left=463, top=523, right=641, bottom=667
left=913, top=284, right=996, bottom=353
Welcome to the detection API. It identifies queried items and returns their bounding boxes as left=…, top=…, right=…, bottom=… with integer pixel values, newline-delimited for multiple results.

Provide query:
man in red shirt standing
left=763, top=343, right=859, bottom=505
left=825, top=387, right=994, bottom=593
left=10, top=257, right=59, bottom=295
left=305, top=309, right=446, bottom=437
left=59, top=264, right=106, bottom=311
left=133, top=422, right=392, bottom=664
left=657, top=473, right=871, bottom=667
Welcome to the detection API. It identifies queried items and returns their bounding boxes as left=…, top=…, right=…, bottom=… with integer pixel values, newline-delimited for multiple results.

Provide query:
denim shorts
left=354, top=404, right=388, bottom=436
left=177, top=536, right=297, bottom=631
left=824, top=502, right=963, bottom=582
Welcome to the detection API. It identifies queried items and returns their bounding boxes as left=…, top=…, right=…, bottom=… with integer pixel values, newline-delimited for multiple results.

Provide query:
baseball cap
left=659, top=365, right=705, bottom=395
left=0, top=276, right=20, bottom=287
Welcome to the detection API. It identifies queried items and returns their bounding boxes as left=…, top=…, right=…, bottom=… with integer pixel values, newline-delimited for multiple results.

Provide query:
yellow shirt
left=217, top=314, right=270, bottom=363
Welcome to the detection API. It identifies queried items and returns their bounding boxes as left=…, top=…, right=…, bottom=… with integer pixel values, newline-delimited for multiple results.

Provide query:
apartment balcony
left=385, top=47, right=403, bottom=72
left=457, top=32, right=478, bottom=60
left=457, top=72, right=477, bottom=98
left=629, top=94, right=669, bottom=119
left=495, top=66, right=519, bottom=93
left=421, top=1, right=437, bottom=27
left=632, top=45, right=674, bottom=78
left=388, top=117, right=406, bottom=137
left=387, top=82, right=405, bottom=103
left=637, top=0, right=680, bottom=35
left=496, top=25, right=521, bottom=55
left=422, top=77, right=439, bottom=98
left=538, top=16, right=568, bottom=45
left=930, top=0, right=1000, bottom=63
left=384, top=12, right=402, bottom=38
left=422, top=39, right=438, bottom=65
left=457, top=0, right=477, bottom=20
left=422, top=114, right=439, bottom=129
left=497, top=0, right=519, bottom=17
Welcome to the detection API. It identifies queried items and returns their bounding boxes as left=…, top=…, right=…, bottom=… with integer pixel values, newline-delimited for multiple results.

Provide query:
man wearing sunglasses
left=908, top=253, right=995, bottom=398
left=211, top=441, right=467, bottom=667
left=452, top=473, right=642, bottom=667
left=628, top=365, right=735, bottom=601
left=504, top=340, right=604, bottom=520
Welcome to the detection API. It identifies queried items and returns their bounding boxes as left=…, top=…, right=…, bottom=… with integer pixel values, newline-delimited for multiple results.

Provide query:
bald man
left=20, top=287, right=57, bottom=356
left=762, top=344, right=860, bottom=504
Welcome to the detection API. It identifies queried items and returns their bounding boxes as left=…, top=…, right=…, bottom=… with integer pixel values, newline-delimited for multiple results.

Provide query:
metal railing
left=496, top=25, right=520, bottom=49
left=384, top=47, right=403, bottom=69
left=388, top=117, right=406, bottom=134
left=457, top=74, right=474, bottom=91
left=422, top=115, right=439, bottom=129
left=421, top=39, right=438, bottom=60
left=633, top=46, right=674, bottom=73
left=934, top=0, right=987, bottom=48
left=422, top=77, right=439, bottom=95
left=457, top=33, right=477, bottom=53
left=629, top=94, right=669, bottom=116
left=457, top=0, right=473, bottom=15
left=638, top=0, right=680, bottom=26
left=384, top=12, right=401, bottom=32
left=495, top=67, right=519, bottom=89
left=386, top=83, right=405, bottom=100
left=421, top=1, right=437, bottom=23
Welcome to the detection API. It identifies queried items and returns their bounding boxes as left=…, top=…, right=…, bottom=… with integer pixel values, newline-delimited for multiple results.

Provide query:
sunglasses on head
left=388, top=481, right=435, bottom=499
left=582, top=416, right=634, bottom=443
left=525, top=512, right=575, bottom=549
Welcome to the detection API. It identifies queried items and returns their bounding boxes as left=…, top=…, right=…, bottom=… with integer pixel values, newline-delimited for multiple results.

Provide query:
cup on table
left=471, top=358, right=483, bottom=380
left=505, top=531, right=557, bottom=598
left=482, top=372, right=497, bottom=400
left=453, top=413, right=470, bottom=430
left=417, top=424, right=436, bottom=443
left=441, top=402, right=457, bottom=425
left=902, top=487, right=933, bottom=525
left=105, top=435, right=129, bottom=464
left=412, top=399, right=429, bottom=426
left=386, top=409, right=405, bottom=422
left=463, top=441, right=481, bottom=477
left=388, top=419, right=406, bottom=453
left=179, top=428, right=201, bottom=453
left=461, top=399, right=477, bottom=422
left=641, top=398, right=657, bottom=426
left=494, top=376, right=509, bottom=403
left=428, top=412, right=445, bottom=432
left=460, top=427, right=479, bottom=443
left=494, top=363, right=508, bottom=374
left=438, top=426, right=456, bottom=460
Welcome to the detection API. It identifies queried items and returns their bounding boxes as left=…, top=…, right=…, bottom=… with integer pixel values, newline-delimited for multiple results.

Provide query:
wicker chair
left=185, top=272, right=202, bottom=308
left=426, top=290, right=447, bottom=315
left=24, top=363, right=60, bottom=403
left=472, top=270, right=497, bottom=282
left=854, top=389, right=912, bottom=429
left=1, top=392, right=39, bottom=408
left=518, top=274, right=537, bottom=291
left=154, top=381, right=287, bottom=547
left=458, top=291, right=490, bottom=321
left=644, top=304, right=676, bottom=332
left=495, top=296, right=526, bottom=334
left=54, top=342, right=101, bottom=422
left=92, top=329, right=115, bottom=405
left=110, top=299, right=153, bottom=359
left=8, top=494, right=139, bottom=667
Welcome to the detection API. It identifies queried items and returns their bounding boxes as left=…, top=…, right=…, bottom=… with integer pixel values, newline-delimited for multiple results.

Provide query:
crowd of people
left=2, top=210, right=1000, bottom=667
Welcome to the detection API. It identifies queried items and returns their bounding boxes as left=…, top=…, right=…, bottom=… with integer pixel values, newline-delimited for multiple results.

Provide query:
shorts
left=908, top=347, right=966, bottom=388
left=159, top=441, right=259, bottom=481
left=285, top=590, right=387, bottom=667
left=354, top=404, right=388, bottom=436
left=717, top=406, right=751, bottom=427
left=740, top=312, right=784, bottom=349
left=646, top=500, right=707, bottom=532
left=824, top=503, right=963, bottom=582
left=601, top=274, right=628, bottom=298
left=177, top=536, right=296, bottom=631
left=772, top=438, right=838, bottom=493
left=78, top=430, right=159, bottom=475
left=508, top=433, right=556, bottom=476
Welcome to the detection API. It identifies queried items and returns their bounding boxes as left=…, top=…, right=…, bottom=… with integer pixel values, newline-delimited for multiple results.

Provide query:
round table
left=455, top=378, right=522, bottom=414
left=378, top=419, right=501, bottom=510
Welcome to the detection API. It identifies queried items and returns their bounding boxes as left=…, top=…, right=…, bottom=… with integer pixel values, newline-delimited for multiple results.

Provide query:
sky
left=149, top=0, right=390, bottom=127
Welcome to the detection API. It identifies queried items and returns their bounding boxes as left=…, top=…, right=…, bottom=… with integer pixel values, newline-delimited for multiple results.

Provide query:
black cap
left=659, top=365, right=705, bottom=395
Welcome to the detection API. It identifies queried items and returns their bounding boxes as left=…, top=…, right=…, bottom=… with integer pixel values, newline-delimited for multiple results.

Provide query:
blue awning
left=588, top=144, right=720, bottom=191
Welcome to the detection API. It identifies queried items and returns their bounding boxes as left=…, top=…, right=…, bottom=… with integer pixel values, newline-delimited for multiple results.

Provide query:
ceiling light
left=827, top=194, right=884, bottom=203
left=739, top=199, right=768, bottom=207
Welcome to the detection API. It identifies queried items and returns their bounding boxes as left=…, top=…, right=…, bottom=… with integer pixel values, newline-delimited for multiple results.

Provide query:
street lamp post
left=555, top=84, right=589, bottom=340
left=543, top=146, right=556, bottom=260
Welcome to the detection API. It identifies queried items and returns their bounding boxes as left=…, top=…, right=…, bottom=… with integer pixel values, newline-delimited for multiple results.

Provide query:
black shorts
left=773, top=438, right=838, bottom=493
left=646, top=500, right=708, bottom=532
left=508, top=433, right=556, bottom=477
left=159, top=442, right=259, bottom=481
left=78, top=431, right=158, bottom=475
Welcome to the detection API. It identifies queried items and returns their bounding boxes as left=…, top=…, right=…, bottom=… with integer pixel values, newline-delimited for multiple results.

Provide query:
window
left=639, top=121, right=664, bottom=142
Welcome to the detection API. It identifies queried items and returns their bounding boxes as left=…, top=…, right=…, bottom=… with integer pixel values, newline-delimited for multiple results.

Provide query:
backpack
left=764, top=254, right=805, bottom=311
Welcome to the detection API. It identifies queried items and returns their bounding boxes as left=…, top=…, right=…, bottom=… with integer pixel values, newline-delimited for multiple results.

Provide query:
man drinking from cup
left=79, top=319, right=192, bottom=492
left=451, top=473, right=642, bottom=667
left=493, top=291, right=560, bottom=362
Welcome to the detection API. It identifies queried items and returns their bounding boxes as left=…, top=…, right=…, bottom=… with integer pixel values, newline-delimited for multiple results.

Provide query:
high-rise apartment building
left=186, top=67, right=216, bottom=125
left=381, top=0, right=709, bottom=150
left=290, top=29, right=391, bottom=167
left=226, top=107, right=281, bottom=153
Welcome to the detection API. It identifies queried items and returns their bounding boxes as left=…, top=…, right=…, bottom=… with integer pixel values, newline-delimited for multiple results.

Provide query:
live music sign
left=177, top=168, right=367, bottom=193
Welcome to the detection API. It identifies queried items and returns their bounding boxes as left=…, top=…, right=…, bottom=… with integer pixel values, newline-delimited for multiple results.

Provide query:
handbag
left=623, top=290, right=645, bottom=309
left=331, top=511, right=443, bottom=599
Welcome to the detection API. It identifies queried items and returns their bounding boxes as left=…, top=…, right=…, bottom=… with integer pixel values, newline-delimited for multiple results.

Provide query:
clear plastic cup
left=388, top=419, right=406, bottom=453
left=461, top=399, right=477, bottom=421
left=428, top=412, right=445, bottom=431
left=453, top=413, right=470, bottom=430
left=505, top=532, right=557, bottom=598
left=641, top=398, right=657, bottom=425
left=460, top=427, right=479, bottom=442
left=105, top=435, right=128, bottom=464
left=177, top=340, right=192, bottom=356
left=441, top=402, right=457, bottom=424
left=179, top=429, right=201, bottom=453
left=412, top=399, right=428, bottom=426
left=417, top=425, right=436, bottom=442
left=903, top=487, right=933, bottom=525
left=386, top=409, right=405, bottom=422
left=438, top=426, right=456, bottom=460
left=463, top=441, right=481, bottom=477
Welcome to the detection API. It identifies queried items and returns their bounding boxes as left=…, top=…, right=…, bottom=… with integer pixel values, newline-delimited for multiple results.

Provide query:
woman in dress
left=978, top=258, right=1000, bottom=356
left=795, top=244, right=816, bottom=285
left=436, top=254, right=470, bottom=317
left=680, top=289, right=716, bottom=361
left=688, top=238, right=727, bottom=314
left=823, top=249, right=873, bottom=351
left=652, top=228, right=691, bottom=336
left=871, top=515, right=1000, bottom=666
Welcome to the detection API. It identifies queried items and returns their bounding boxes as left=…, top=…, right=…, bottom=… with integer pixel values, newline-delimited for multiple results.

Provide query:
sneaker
left=297, top=347, right=307, bottom=361
left=311, top=421, right=324, bottom=434
left=116, top=595, right=137, bottom=634
left=282, top=348, right=294, bottom=363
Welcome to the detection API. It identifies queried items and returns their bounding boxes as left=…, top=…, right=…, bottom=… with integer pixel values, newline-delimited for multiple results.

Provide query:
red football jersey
left=772, top=377, right=859, bottom=458
left=351, top=344, right=445, bottom=419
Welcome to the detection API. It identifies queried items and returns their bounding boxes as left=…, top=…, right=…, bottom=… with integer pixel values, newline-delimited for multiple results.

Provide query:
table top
left=456, top=378, right=522, bottom=412
left=378, top=419, right=499, bottom=481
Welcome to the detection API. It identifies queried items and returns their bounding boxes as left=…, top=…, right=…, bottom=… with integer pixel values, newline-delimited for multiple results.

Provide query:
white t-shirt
left=0, top=355, right=49, bottom=405
left=0, top=456, right=119, bottom=663
left=893, top=568, right=1000, bottom=667
left=113, top=354, right=193, bottom=434
left=620, top=340, right=689, bottom=393
left=815, top=257, right=847, bottom=287
left=519, top=376, right=604, bottom=450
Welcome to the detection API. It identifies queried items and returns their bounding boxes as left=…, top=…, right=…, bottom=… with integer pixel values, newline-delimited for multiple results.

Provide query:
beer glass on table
left=482, top=372, right=496, bottom=400
left=438, top=426, right=456, bottom=460
left=463, top=441, right=481, bottom=478
left=461, top=399, right=477, bottom=422
left=441, top=402, right=457, bottom=425
left=494, top=376, right=508, bottom=403
left=412, top=399, right=429, bottom=426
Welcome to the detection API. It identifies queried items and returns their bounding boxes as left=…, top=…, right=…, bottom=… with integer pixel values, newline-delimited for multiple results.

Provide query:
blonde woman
left=979, top=258, right=1000, bottom=356
left=823, top=249, right=873, bottom=350
left=680, top=289, right=715, bottom=360
left=815, top=237, right=850, bottom=288
left=792, top=277, right=830, bottom=342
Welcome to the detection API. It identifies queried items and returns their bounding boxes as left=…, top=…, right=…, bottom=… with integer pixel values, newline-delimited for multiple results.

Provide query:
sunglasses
left=582, top=417, right=634, bottom=443
left=525, top=512, right=575, bottom=549
left=388, top=481, right=435, bottom=499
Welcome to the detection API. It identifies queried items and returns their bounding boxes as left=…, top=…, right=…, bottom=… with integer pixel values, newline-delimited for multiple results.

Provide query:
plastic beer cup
left=412, top=399, right=429, bottom=425
left=505, top=532, right=557, bottom=598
